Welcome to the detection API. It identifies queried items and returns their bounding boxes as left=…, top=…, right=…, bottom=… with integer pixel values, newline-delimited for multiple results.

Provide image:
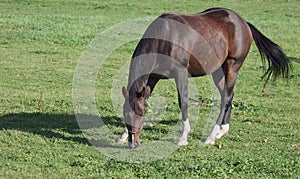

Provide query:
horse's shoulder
left=158, top=12, right=188, bottom=24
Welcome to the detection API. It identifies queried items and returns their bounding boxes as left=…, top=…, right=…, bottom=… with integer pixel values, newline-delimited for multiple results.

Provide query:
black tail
left=247, top=22, right=291, bottom=84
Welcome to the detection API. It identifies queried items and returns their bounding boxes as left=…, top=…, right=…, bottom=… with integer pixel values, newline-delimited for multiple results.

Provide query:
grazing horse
left=118, top=8, right=291, bottom=148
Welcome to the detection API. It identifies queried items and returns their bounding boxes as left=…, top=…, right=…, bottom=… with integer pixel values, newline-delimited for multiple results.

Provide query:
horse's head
left=122, top=86, right=151, bottom=149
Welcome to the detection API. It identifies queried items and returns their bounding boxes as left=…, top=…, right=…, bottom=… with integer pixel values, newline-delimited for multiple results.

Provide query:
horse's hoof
left=117, top=138, right=126, bottom=144
left=177, top=138, right=188, bottom=146
left=117, top=132, right=129, bottom=144
left=215, top=130, right=228, bottom=139
left=204, top=137, right=215, bottom=145
left=216, top=124, right=229, bottom=139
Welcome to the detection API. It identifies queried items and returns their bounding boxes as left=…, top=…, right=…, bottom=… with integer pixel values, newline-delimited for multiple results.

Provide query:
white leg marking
left=117, top=127, right=128, bottom=144
left=178, top=119, right=191, bottom=146
left=204, top=124, right=221, bottom=144
left=216, top=124, right=229, bottom=139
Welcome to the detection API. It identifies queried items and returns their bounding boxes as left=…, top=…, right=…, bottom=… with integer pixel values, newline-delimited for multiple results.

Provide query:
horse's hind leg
left=204, top=68, right=226, bottom=144
left=215, top=90, right=234, bottom=140
left=205, top=59, right=239, bottom=144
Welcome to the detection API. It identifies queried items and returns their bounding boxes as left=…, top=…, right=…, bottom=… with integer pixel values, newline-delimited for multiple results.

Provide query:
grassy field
left=0, top=0, right=299, bottom=178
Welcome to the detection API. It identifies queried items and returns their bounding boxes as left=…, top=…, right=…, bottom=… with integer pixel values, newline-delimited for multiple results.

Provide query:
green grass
left=0, top=0, right=299, bottom=178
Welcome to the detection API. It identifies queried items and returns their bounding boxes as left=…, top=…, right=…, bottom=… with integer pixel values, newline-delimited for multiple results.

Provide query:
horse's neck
left=128, top=74, right=149, bottom=95
left=127, top=38, right=156, bottom=95
left=127, top=54, right=152, bottom=94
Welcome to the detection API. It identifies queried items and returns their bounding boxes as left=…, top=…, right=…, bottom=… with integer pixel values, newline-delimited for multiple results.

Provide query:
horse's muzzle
left=128, top=131, right=141, bottom=149
left=128, top=141, right=140, bottom=149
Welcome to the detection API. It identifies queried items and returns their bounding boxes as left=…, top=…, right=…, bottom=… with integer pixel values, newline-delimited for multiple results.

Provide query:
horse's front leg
left=117, top=127, right=128, bottom=144
left=175, top=69, right=191, bottom=146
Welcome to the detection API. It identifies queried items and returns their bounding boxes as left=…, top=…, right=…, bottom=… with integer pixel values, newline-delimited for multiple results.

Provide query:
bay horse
left=118, top=8, right=291, bottom=148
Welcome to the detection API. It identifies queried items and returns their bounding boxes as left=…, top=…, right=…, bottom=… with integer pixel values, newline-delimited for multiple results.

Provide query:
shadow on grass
left=143, top=119, right=178, bottom=134
left=0, top=113, right=125, bottom=145
left=289, top=56, right=300, bottom=64
left=0, top=112, right=185, bottom=150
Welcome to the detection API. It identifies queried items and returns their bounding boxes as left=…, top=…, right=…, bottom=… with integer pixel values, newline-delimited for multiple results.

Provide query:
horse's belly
left=188, top=64, right=206, bottom=76
left=188, top=56, right=221, bottom=76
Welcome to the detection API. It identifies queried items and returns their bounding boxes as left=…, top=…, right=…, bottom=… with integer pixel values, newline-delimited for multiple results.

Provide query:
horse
left=118, top=8, right=291, bottom=149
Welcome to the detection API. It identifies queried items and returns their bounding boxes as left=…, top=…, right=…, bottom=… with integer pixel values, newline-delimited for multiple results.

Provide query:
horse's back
left=200, top=8, right=253, bottom=60
left=137, top=8, right=253, bottom=76
left=160, top=8, right=250, bottom=39
left=184, top=8, right=252, bottom=61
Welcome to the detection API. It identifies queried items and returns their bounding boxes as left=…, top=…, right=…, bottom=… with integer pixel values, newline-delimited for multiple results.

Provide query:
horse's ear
left=140, top=86, right=151, bottom=99
left=145, top=86, right=151, bottom=99
left=122, top=86, right=128, bottom=97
